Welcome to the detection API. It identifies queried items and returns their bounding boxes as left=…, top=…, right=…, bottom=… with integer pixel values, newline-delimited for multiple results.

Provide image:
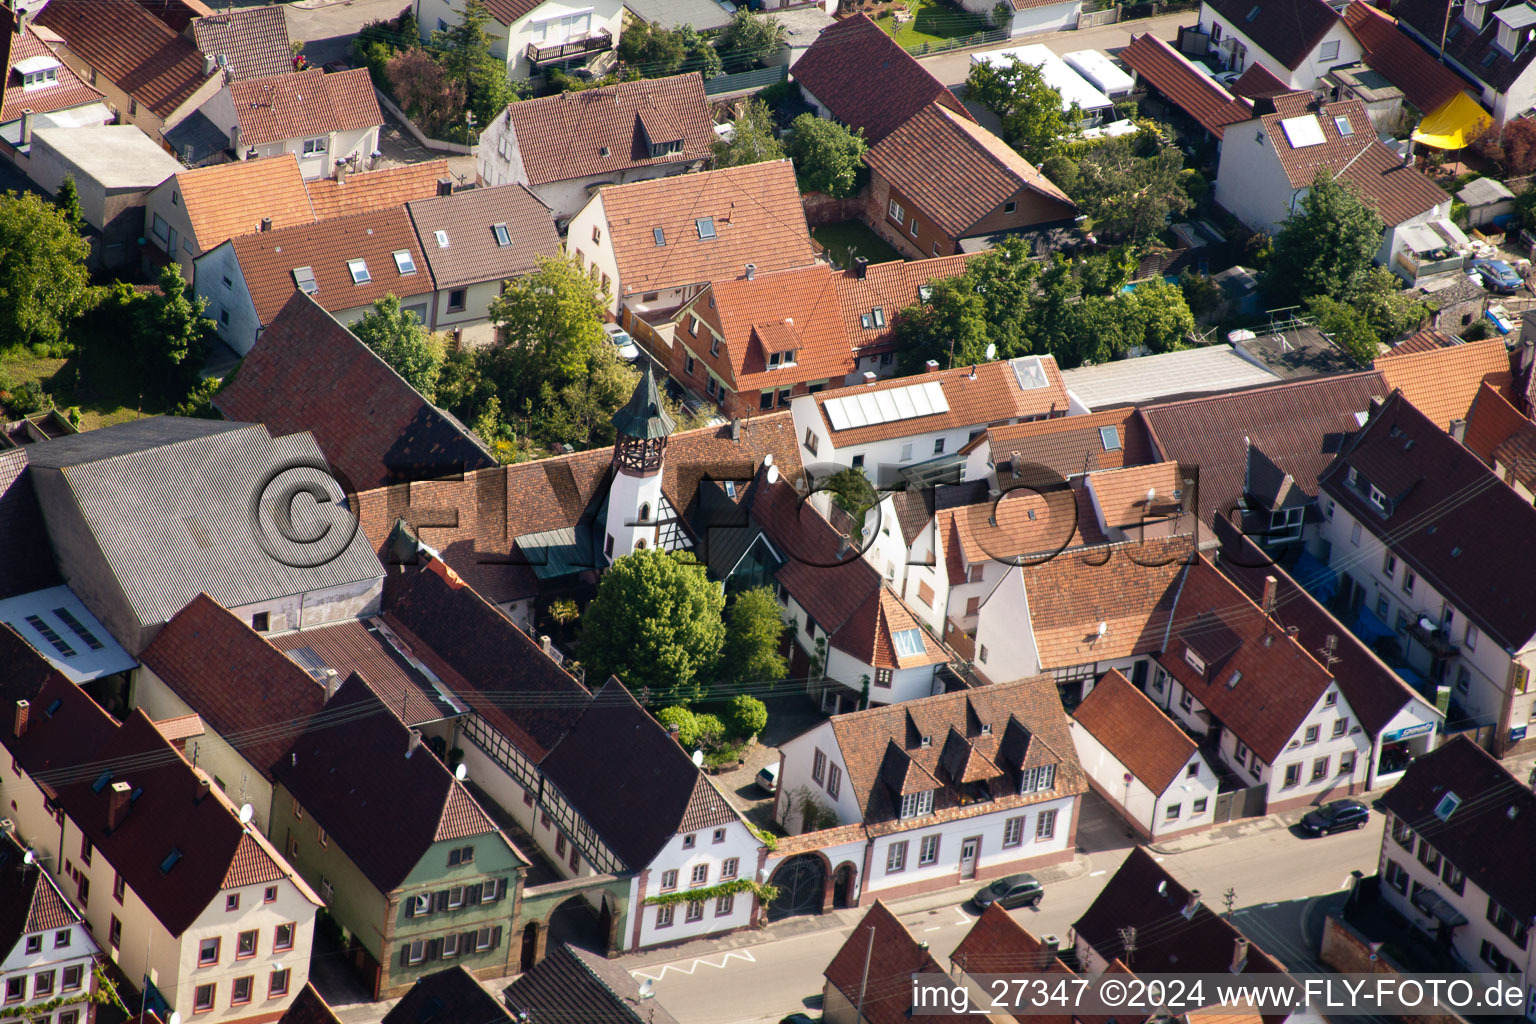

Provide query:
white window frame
left=302, top=136, right=328, bottom=156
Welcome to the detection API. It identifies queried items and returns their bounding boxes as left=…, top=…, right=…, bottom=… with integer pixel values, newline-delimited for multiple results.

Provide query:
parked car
left=756, top=762, right=779, bottom=794
left=1472, top=258, right=1522, bottom=294
left=1298, top=799, right=1370, bottom=836
left=603, top=322, right=640, bottom=361
left=972, top=873, right=1043, bottom=910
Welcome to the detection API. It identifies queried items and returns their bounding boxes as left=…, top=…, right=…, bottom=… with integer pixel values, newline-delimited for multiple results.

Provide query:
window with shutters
left=448, top=885, right=464, bottom=909
left=443, top=934, right=460, bottom=958
left=406, top=941, right=426, bottom=965
left=812, top=748, right=826, bottom=784
left=918, top=581, right=934, bottom=606
left=476, top=926, right=496, bottom=951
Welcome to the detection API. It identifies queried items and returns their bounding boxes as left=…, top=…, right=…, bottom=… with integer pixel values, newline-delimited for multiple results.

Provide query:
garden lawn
left=813, top=220, right=906, bottom=268
left=875, top=0, right=990, bottom=48
left=0, top=339, right=165, bottom=430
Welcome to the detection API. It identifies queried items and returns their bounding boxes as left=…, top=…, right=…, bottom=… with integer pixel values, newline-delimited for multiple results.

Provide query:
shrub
left=724, top=695, right=768, bottom=740
left=6, top=380, right=50, bottom=415
left=656, top=706, right=699, bottom=747
left=693, top=713, right=725, bottom=749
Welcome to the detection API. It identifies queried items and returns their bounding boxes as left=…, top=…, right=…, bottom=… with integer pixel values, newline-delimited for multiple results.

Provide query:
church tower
left=604, top=361, right=675, bottom=562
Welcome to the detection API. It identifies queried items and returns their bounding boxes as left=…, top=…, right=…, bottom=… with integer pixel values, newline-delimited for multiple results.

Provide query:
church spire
left=611, top=361, right=674, bottom=476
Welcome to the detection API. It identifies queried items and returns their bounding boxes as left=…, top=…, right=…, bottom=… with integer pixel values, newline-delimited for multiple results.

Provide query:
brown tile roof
left=951, top=903, right=1069, bottom=978
left=504, top=73, right=713, bottom=186
left=812, top=356, right=1070, bottom=447
left=274, top=673, right=513, bottom=892
left=1464, top=379, right=1533, bottom=465
left=36, top=0, right=214, bottom=118
left=686, top=264, right=855, bottom=396
left=1204, top=0, right=1340, bottom=70
left=826, top=674, right=1083, bottom=825
left=1393, top=0, right=1536, bottom=93
left=280, top=984, right=343, bottom=1024
left=826, top=903, right=969, bottom=1024
left=481, top=0, right=550, bottom=25
left=596, top=160, right=817, bottom=298
left=831, top=587, right=948, bottom=670
left=174, top=154, right=314, bottom=250
left=506, top=943, right=682, bottom=1024
left=407, top=183, right=560, bottom=290
left=189, top=6, right=291, bottom=81
left=1157, top=558, right=1335, bottom=763
left=0, top=833, right=81, bottom=944
left=229, top=68, right=381, bottom=146
left=1, top=22, right=103, bottom=122
left=974, top=406, right=1154, bottom=480
left=790, top=14, right=974, bottom=145
left=151, top=713, right=205, bottom=742
left=384, top=966, right=512, bottom=1024
left=1072, top=669, right=1195, bottom=792
left=267, top=618, right=461, bottom=728
left=213, top=291, right=494, bottom=490
left=1379, top=328, right=1462, bottom=358
left=1374, top=336, right=1514, bottom=431
left=864, top=104, right=1076, bottom=239
left=1138, top=370, right=1390, bottom=526
left=1230, top=61, right=1290, bottom=98
left=0, top=624, right=119, bottom=798
left=140, top=593, right=324, bottom=780
left=1321, top=390, right=1536, bottom=650
left=305, top=161, right=450, bottom=220
left=1085, top=461, right=1186, bottom=528
left=228, top=206, right=432, bottom=325
left=1259, top=96, right=1447, bottom=225
left=136, top=0, right=216, bottom=32
left=833, top=254, right=974, bottom=355
left=1119, top=33, right=1253, bottom=139
left=937, top=485, right=1099, bottom=567
left=1380, top=736, right=1536, bottom=919
left=1342, top=2, right=1472, bottom=114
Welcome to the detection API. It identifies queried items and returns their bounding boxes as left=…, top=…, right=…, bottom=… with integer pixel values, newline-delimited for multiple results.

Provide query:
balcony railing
left=526, top=29, right=613, bottom=65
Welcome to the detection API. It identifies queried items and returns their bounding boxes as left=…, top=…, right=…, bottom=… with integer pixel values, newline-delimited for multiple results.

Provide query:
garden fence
left=703, top=64, right=789, bottom=94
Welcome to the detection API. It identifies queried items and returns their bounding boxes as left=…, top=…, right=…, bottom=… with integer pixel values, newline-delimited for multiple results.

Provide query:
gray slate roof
left=407, top=183, right=559, bottom=290
left=622, top=0, right=735, bottom=31
left=27, top=417, right=383, bottom=635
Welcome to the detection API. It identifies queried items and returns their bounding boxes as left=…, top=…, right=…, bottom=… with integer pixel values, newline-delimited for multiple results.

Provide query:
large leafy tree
left=132, top=264, right=217, bottom=404
left=714, top=99, right=785, bottom=168
left=1066, top=134, right=1190, bottom=241
left=715, top=10, right=786, bottom=71
left=893, top=275, right=989, bottom=373
left=964, top=55, right=1078, bottom=163
left=964, top=236, right=1039, bottom=358
left=1306, top=294, right=1380, bottom=366
left=1121, top=279, right=1194, bottom=354
left=578, top=549, right=726, bottom=703
left=720, top=587, right=788, bottom=687
left=352, top=294, right=446, bottom=400
left=0, top=190, right=91, bottom=349
left=430, top=0, right=514, bottom=136
left=484, top=253, right=609, bottom=413
left=1265, top=170, right=1383, bottom=307
left=617, top=20, right=687, bottom=74
left=786, top=114, right=866, bottom=197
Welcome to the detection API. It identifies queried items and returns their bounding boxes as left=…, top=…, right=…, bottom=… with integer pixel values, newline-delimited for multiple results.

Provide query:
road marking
left=1154, top=856, right=1165, bottom=862
left=955, top=906, right=970, bottom=926
left=1263, top=902, right=1279, bottom=908
left=926, top=926, right=942, bottom=932
left=630, top=948, right=757, bottom=982
left=1090, top=870, right=1106, bottom=877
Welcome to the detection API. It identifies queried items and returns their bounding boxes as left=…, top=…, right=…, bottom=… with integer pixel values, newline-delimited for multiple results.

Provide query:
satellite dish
left=692, top=750, right=704, bottom=767
left=1156, top=880, right=1168, bottom=896
left=169, top=1013, right=183, bottom=1024
left=238, top=803, right=254, bottom=826
left=763, top=453, right=774, bottom=467
left=985, top=343, right=997, bottom=361
left=638, top=978, right=655, bottom=1000
left=22, top=850, right=34, bottom=866
left=766, top=465, right=780, bottom=485
left=455, top=764, right=468, bottom=781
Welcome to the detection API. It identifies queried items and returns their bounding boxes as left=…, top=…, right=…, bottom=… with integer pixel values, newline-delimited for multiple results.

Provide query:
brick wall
left=1320, top=913, right=1470, bottom=1024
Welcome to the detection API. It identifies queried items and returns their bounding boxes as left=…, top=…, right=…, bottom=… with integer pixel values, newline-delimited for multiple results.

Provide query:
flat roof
left=1063, top=49, right=1136, bottom=94
left=1061, top=346, right=1282, bottom=409
left=30, top=126, right=184, bottom=190
left=973, top=44, right=1114, bottom=112
left=0, top=585, right=137, bottom=683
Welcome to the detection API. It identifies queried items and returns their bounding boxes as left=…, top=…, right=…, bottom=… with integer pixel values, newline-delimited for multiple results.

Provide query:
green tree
left=484, top=253, right=609, bottom=413
left=431, top=0, right=514, bottom=137
left=131, top=264, right=216, bottom=404
left=964, top=55, right=1078, bottom=163
left=720, top=588, right=787, bottom=687
left=677, top=25, right=723, bottom=79
left=715, top=10, right=786, bottom=71
left=0, top=190, right=91, bottom=350
left=1349, top=266, right=1433, bottom=346
left=656, top=705, right=703, bottom=747
left=1265, top=170, right=1383, bottom=307
left=1068, top=135, right=1190, bottom=241
left=893, top=275, right=988, bottom=373
left=713, top=99, right=785, bottom=168
left=529, top=345, right=638, bottom=450
left=53, top=176, right=83, bottom=230
left=617, top=20, right=687, bottom=75
left=964, top=236, right=1039, bottom=358
left=578, top=549, right=726, bottom=703
left=722, top=693, right=769, bottom=740
left=1306, top=294, right=1381, bottom=366
left=352, top=294, right=446, bottom=400
left=785, top=114, right=866, bottom=197
left=1122, top=279, right=1194, bottom=353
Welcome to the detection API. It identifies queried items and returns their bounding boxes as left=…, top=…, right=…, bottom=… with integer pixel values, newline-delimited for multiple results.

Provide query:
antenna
left=1317, top=634, right=1341, bottom=670
left=238, top=804, right=254, bottom=826
left=455, top=764, right=469, bottom=781
left=1118, top=926, right=1137, bottom=967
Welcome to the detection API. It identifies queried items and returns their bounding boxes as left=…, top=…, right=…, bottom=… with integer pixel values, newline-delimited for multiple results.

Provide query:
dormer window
left=15, top=55, right=61, bottom=90
left=1465, top=0, right=1489, bottom=29
left=650, top=139, right=683, bottom=158
left=899, top=790, right=934, bottom=818
left=1347, top=466, right=1358, bottom=486
left=1019, top=763, right=1056, bottom=793
left=1184, top=647, right=1207, bottom=674
left=767, top=349, right=797, bottom=368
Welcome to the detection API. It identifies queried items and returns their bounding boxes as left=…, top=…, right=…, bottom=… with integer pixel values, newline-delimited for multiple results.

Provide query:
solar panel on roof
left=822, top=380, right=951, bottom=431
left=891, top=388, right=917, bottom=418
left=910, top=385, right=935, bottom=416
left=843, top=396, right=870, bottom=427
left=923, top=380, right=950, bottom=413
left=874, top=390, right=900, bottom=421
left=825, top=399, right=851, bottom=431
left=856, top=392, right=882, bottom=423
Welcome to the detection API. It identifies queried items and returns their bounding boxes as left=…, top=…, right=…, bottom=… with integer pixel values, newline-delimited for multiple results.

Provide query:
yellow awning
left=1411, top=91, right=1493, bottom=150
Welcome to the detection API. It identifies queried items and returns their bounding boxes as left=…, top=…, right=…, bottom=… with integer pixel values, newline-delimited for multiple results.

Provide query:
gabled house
left=197, top=205, right=434, bottom=354
left=862, top=102, right=1079, bottom=259
left=505, top=942, right=683, bottom=1024
left=1340, top=2, right=1485, bottom=138
left=1373, top=335, right=1515, bottom=433
left=272, top=674, right=526, bottom=999
left=0, top=624, right=323, bottom=1024
left=1213, top=95, right=1450, bottom=276
left=963, top=0, right=1083, bottom=38
left=566, top=159, right=818, bottom=321
left=822, top=902, right=964, bottom=1024
left=406, top=182, right=561, bottom=342
left=1317, top=391, right=1536, bottom=756
left=214, top=292, right=496, bottom=490
left=196, top=68, right=383, bottom=179
left=0, top=828, right=101, bottom=1024
left=1193, top=0, right=1361, bottom=90
left=476, top=73, right=713, bottom=221
left=33, top=0, right=223, bottom=144
left=383, top=965, right=513, bottom=1024
left=0, top=10, right=109, bottom=162
left=281, top=985, right=343, bottom=1024
left=1392, top=0, right=1536, bottom=124
left=1465, top=380, right=1536, bottom=501
left=770, top=676, right=1085, bottom=909
left=414, top=0, right=622, bottom=80
left=186, top=6, right=292, bottom=81
left=959, top=405, right=1152, bottom=486
left=833, top=254, right=974, bottom=378
left=1069, top=669, right=1219, bottom=839
left=1082, top=461, right=1192, bottom=543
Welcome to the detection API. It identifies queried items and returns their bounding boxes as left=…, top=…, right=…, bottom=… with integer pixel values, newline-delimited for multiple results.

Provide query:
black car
left=1299, top=799, right=1370, bottom=836
left=972, top=873, right=1043, bottom=910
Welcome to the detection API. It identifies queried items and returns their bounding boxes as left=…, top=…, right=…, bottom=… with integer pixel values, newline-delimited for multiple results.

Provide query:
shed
left=972, top=45, right=1114, bottom=123
left=1457, top=177, right=1517, bottom=229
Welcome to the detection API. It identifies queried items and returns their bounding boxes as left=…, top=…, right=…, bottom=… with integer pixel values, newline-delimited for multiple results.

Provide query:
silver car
left=603, top=322, right=640, bottom=361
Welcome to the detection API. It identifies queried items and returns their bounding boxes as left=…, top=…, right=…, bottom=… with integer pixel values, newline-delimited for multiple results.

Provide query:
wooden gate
left=1212, top=784, right=1267, bottom=824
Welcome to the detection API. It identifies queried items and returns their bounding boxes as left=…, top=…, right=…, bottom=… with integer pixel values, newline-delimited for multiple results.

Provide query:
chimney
left=1039, top=934, right=1060, bottom=953
left=1183, top=889, right=1202, bottom=919
left=1450, top=418, right=1467, bottom=442
left=335, top=162, right=348, bottom=186
left=730, top=418, right=741, bottom=441
left=1367, top=395, right=1385, bottom=419
left=968, top=363, right=977, bottom=380
left=203, top=53, right=217, bottom=76
left=437, top=177, right=453, bottom=197
left=539, top=635, right=552, bottom=654
left=195, top=777, right=211, bottom=805
left=407, top=729, right=423, bottom=757
left=854, top=256, right=869, bottom=279
left=107, top=781, right=132, bottom=832
left=745, top=263, right=756, bottom=281
left=230, top=123, right=240, bottom=155
left=321, top=668, right=341, bottom=701
left=668, top=722, right=681, bottom=744
left=862, top=371, right=877, bottom=385
left=12, top=700, right=28, bottom=740
left=1261, top=575, right=1277, bottom=618
left=19, top=109, right=32, bottom=147
left=1230, top=937, right=1250, bottom=973
left=260, top=217, right=272, bottom=232
left=925, top=359, right=940, bottom=373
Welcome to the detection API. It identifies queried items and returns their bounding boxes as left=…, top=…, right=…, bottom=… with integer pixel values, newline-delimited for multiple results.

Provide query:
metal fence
left=900, top=26, right=1009, bottom=56
left=703, top=64, right=788, bottom=95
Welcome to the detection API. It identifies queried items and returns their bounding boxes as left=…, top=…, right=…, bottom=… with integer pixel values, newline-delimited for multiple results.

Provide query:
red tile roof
left=826, top=903, right=967, bottom=1024
left=503, top=73, right=713, bottom=186
left=267, top=618, right=460, bottom=729
left=1342, top=2, right=1472, bottom=114
left=1374, top=336, right=1514, bottom=431
left=173, top=155, right=315, bottom=250
left=1119, top=33, right=1253, bottom=139
left=0, top=833, right=81, bottom=943
left=188, top=6, right=292, bottom=81
left=280, top=985, right=344, bottom=1024
left=1204, top=0, right=1340, bottom=71
left=1464, top=379, right=1533, bottom=465
left=222, top=832, right=286, bottom=888
left=213, top=291, right=495, bottom=491
left=1230, top=61, right=1289, bottom=98
left=1, top=22, right=103, bottom=122
left=864, top=103, right=1076, bottom=239
left=1072, top=669, right=1196, bottom=793
left=951, top=903, right=1069, bottom=979
left=1084, top=461, right=1186, bottom=528
left=832, top=587, right=947, bottom=670
left=229, top=68, right=381, bottom=146
left=790, top=14, right=974, bottom=145
left=833, top=254, right=975, bottom=356
left=36, top=0, right=214, bottom=118
left=305, top=161, right=451, bottom=220
left=1380, top=327, right=1462, bottom=357
left=595, top=160, right=817, bottom=298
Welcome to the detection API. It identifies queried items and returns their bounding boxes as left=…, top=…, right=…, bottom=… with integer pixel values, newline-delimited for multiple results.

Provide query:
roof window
left=1100, top=425, right=1121, bottom=451
left=393, top=249, right=416, bottom=275
left=872, top=307, right=885, bottom=327
left=654, top=227, right=666, bottom=246
left=492, top=222, right=511, bottom=247
left=1334, top=116, right=1353, bottom=136
left=347, top=259, right=371, bottom=284
left=892, top=628, right=925, bottom=657
left=696, top=217, right=716, bottom=240
left=1245, top=4, right=1260, bottom=20
left=160, top=848, right=183, bottom=874
left=292, top=266, right=318, bottom=294
left=1433, top=791, right=1461, bottom=821
left=434, top=229, right=449, bottom=248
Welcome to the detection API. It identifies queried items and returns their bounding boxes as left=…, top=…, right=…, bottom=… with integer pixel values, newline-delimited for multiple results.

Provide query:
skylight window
left=24, top=615, right=75, bottom=658
left=91, top=772, right=113, bottom=794
left=892, top=628, right=925, bottom=658
left=160, top=848, right=183, bottom=874
left=434, top=230, right=449, bottom=248
left=492, top=222, right=511, bottom=247
left=292, top=266, right=318, bottom=295
left=654, top=227, right=666, bottom=246
left=696, top=217, right=716, bottom=240
left=1099, top=425, right=1121, bottom=451
left=52, top=607, right=103, bottom=651
left=872, top=307, right=885, bottom=327
left=347, top=259, right=371, bottom=284
left=1434, top=792, right=1461, bottom=821
left=1246, top=4, right=1260, bottom=20
left=392, top=249, right=416, bottom=275
left=1334, top=116, right=1354, bottom=137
